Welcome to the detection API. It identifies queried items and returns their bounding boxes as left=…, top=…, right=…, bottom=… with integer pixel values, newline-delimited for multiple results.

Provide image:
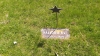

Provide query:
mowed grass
left=0, top=0, right=100, bottom=56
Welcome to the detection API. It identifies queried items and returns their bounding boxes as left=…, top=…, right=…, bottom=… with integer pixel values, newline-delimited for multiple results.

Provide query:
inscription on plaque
left=41, top=29, right=70, bottom=39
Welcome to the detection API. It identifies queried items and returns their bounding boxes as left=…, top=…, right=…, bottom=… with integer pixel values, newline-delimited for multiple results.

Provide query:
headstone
left=41, top=28, right=70, bottom=39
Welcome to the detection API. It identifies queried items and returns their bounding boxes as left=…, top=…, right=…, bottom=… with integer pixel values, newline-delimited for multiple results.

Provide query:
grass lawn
left=0, top=0, right=100, bottom=56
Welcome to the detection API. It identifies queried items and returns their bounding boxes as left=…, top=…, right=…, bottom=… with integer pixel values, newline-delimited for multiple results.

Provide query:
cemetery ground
left=0, top=0, right=100, bottom=56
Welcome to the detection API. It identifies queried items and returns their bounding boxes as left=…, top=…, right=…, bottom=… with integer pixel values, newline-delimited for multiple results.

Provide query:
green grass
left=0, top=0, right=100, bottom=56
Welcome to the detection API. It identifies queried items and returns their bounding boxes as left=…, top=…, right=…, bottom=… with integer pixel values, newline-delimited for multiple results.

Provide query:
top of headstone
left=41, top=28, right=70, bottom=39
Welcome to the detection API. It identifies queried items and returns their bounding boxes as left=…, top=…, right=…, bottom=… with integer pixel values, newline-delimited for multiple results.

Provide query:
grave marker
left=41, top=29, right=70, bottom=39
left=41, top=6, right=70, bottom=39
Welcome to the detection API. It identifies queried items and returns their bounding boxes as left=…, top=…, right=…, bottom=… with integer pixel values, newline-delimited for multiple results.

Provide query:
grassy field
left=0, top=0, right=100, bottom=56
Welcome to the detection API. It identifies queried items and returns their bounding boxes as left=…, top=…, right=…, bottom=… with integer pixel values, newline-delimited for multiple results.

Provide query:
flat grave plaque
left=41, top=29, right=70, bottom=39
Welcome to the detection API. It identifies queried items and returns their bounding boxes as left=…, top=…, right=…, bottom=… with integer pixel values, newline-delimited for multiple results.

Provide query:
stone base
left=41, top=28, right=70, bottom=39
